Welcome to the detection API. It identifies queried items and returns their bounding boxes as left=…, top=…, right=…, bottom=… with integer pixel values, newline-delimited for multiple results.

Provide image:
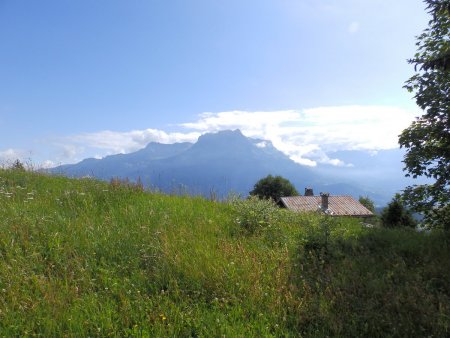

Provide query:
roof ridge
left=280, top=194, right=373, bottom=217
left=281, top=195, right=355, bottom=198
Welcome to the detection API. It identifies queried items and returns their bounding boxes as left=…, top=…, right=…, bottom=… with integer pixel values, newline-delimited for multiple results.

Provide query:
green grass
left=0, top=169, right=449, bottom=337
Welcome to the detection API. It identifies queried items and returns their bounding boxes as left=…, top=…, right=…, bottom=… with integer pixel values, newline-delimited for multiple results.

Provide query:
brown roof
left=280, top=195, right=373, bottom=217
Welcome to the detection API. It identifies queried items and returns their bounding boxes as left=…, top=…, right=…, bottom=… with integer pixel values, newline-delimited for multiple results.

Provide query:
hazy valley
left=48, top=129, right=425, bottom=206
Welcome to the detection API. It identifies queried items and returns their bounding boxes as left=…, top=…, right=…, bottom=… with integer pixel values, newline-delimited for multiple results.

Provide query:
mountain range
left=49, top=129, right=425, bottom=206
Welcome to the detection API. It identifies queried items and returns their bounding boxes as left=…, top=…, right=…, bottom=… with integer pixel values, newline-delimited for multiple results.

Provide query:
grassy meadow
left=0, top=169, right=449, bottom=337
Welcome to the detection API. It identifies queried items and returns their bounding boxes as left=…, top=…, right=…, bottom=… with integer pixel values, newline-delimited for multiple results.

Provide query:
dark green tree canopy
left=399, top=0, right=450, bottom=229
left=381, top=194, right=417, bottom=228
left=250, top=175, right=299, bottom=201
left=358, top=196, right=376, bottom=213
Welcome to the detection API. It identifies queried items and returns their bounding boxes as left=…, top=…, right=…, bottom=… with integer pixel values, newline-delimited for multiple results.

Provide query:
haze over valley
left=49, top=129, right=426, bottom=206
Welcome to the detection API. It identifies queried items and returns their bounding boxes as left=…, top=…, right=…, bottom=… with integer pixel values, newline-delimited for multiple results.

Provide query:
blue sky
left=0, top=0, right=429, bottom=167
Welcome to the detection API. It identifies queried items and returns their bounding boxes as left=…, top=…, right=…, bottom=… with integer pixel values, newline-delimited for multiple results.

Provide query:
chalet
left=280, top=188, right=373, bottom=218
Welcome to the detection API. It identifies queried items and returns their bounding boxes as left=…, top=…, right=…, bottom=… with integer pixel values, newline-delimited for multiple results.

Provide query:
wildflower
left=159, top=314, right=167, bottom=321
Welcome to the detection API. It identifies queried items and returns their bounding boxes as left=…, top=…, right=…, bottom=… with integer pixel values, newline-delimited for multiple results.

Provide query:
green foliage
left=359, top=195, right=375, bottom=213
left=381, top=194, right=417, bottom=228
left=359, top=195, right=380, bottom=225
left=0, top=169, right=449, bottom=336
left=291, top=225, right=450, bottom=337
left=249, top=174, right=298, bottom=201
left=400, top=1, right=450, bottom=229
left=229, top=195, right=279, bottom=234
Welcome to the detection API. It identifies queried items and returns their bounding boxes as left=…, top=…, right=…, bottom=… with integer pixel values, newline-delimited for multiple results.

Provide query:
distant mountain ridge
left=49, top=129, right=418, bottom=206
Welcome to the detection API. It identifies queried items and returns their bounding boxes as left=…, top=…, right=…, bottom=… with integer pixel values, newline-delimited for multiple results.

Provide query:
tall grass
left=0, top=169, right=449, bottom=337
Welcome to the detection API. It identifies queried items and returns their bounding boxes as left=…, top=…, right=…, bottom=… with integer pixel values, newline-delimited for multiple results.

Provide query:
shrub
left=109, top=176, right=144, bottom=192
left=11, top=159, right=25, bottom=171
left=229, top=195, right=279, bottom=234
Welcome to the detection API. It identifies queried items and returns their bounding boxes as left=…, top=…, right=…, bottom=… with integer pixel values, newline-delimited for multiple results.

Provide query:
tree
left=399, top=0, right=450, bottom=229
left=381, top=194, right=417, bottom=228
left=359, top=195, right=376, bottom=213
left=249, top=175, right=298, bottom=201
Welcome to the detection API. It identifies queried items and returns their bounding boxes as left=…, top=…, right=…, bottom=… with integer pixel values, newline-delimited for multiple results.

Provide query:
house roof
left=280, top=195, right=373, bottom=217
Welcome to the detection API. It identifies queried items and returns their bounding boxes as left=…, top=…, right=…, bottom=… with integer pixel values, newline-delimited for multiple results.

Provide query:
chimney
left=320, top=192, right=330, bottom=210
left=304, top=187, right=314, bottom=196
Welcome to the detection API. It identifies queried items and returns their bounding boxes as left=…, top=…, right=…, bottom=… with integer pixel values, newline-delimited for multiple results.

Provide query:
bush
left=229, top=195, right=280, bottom=234
left=11, top=159, right=25, bottom=171
left=109, top=176, right=144, bottom=192
left=290, top=223, right=450, bottom=337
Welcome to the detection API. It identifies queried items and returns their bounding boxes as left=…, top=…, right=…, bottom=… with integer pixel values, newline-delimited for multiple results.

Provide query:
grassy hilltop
left=0, top=169, right=449, bottom=337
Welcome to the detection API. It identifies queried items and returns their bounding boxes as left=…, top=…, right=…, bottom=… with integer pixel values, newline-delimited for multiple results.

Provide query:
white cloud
left=180, top=110, right=300, bottom=132
left=61, top=144, right=84, bottom=160
left=56, top=105, right=417, bottom=167
left=40, top=160, right=56, bottom=169
left=255, top=141, right=268, bottom=148
left=0, top=149, right=59, bottom=170
left=0, top=148, right=26, bottom=164
left=177, top=106, right=417, bottom=166
left=348, top=21, right=360, bottom=34
left=65, top=129, right=200, bottom=159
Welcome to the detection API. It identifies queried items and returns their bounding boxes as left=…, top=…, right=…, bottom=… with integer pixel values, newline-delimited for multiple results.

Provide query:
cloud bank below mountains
left=178, top=106, right=416, bottom=166
left=65, top=105, right=417, bottom=167
left=1, top=106, right=418, bottom=167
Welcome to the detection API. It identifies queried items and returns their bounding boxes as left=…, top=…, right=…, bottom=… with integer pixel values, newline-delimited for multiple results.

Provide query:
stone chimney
left=320, top=192, right=330, bottom=210
left=304, top=187, right=314, bottom=196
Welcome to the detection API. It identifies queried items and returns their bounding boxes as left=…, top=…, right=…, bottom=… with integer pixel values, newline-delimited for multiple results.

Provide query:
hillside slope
left=1, top=169, right=449, bottom=336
